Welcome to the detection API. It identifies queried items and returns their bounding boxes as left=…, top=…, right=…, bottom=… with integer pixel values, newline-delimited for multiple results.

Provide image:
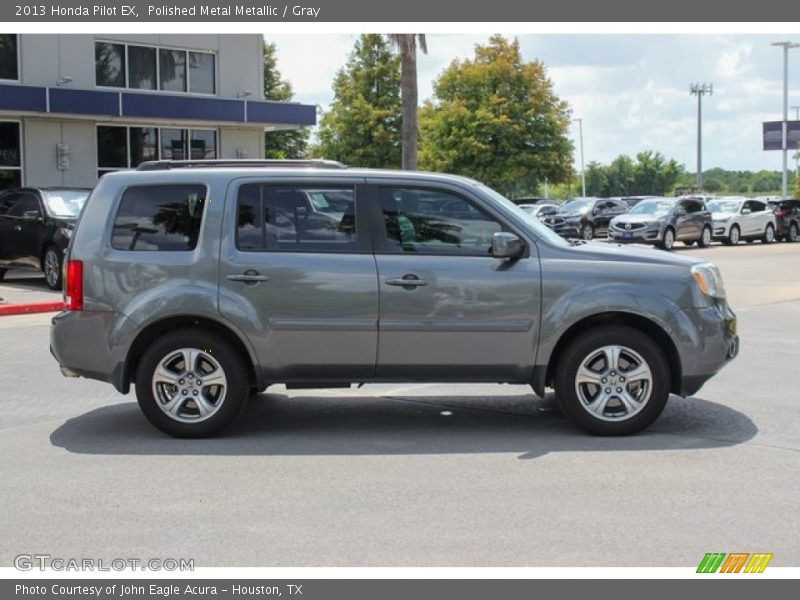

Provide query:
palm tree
left=388, top=34, right=427, bottom=170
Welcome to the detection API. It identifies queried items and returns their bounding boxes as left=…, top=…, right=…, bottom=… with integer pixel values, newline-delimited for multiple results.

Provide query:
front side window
left=111, top=185, right=206, bottom=251
left=379, top=187, right=501, bottom=255
left=95, top=42, right=126, bottom=87
left=9, top=193, right=40, bottom=218
left=0, top=34, right=18, bottom=80
left=0, top=121, right=22, bottom=191
left=236, top=185, right=357, bottom=251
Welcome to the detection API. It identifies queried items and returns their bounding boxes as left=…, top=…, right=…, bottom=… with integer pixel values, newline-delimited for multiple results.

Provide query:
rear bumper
left=50, top=310, right=131, bottom=393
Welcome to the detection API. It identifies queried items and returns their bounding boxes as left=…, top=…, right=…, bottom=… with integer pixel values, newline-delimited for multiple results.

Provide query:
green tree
left=314, top=34, right=401, bottom=168
left=605, top=155, right=636, bottom=196
left=584, top=161, right=609, bottom=197
left=262, top=42, right=309, bottom=159
left=418, top=35, right=573, bottom=196
left=388, top=34, right=427, bottom=170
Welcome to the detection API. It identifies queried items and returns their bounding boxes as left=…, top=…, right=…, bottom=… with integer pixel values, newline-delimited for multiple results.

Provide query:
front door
left=369, top=183, right=540, bottom=381
left=218, top=179, right=378, bottom=383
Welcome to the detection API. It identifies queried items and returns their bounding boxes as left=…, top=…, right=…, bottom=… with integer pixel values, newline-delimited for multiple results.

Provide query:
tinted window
left=236, top=185, right=357, bottom=251
left=0, top=34, right=18, bottom=80
left=97, top=126, right=128, bottom=169
left=379, top=187, right=501, bottom=255
left=748, top=201, right=767, bottom=213
left=682, top=200, right=703, bottom=213
left=128, top=45, right=156, bottom=90
left=95, top=42, right=126, bottom=87
left=159, top=49, right=187, bottom=92
left=111, top=185, right=206, bottom=251
left=9, top=193, right=40, bottom=217
left=0, top=192, right=21, bottom=216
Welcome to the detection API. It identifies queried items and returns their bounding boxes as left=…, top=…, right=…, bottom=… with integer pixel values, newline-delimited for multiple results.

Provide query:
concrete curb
left=0, top=301, right=64, bottom=316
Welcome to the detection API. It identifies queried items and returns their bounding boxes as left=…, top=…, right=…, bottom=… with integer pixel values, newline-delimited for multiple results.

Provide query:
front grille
left=614, top=222, right=646, bottom=231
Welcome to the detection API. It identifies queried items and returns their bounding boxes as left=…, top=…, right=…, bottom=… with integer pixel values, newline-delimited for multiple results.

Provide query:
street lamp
left=771, top=42, right=800, bottom=196
left=573, top=118, right=586, bottom=197
left=690, top=83, right=713, bottom=191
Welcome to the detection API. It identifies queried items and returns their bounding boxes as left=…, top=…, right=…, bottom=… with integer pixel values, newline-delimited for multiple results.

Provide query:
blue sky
left=266, top=33, right=800, bottom=173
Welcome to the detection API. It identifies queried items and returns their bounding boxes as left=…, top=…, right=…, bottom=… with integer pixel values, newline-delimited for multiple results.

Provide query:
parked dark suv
left=543, top=197, right=628, bottom=240
left=50, top=160, right=738, bottom=438
left=609, top=197, right=713, bottom=250
left=768, top=198, right=800, bottom=242
left=0, top=187, right=90, bottom=289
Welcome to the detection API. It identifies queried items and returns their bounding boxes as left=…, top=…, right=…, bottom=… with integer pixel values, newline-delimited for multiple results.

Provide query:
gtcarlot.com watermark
left=14, top=554, right=194, bottom=572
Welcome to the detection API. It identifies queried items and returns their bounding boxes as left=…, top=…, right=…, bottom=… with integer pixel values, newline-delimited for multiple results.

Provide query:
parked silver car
left=50, top=160, right=739, bottom=437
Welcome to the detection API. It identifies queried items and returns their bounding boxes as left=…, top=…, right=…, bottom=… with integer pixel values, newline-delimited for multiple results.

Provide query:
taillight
left=774, top=207, right=789, bottom=217
left=64, top=260, right=83, bottom=311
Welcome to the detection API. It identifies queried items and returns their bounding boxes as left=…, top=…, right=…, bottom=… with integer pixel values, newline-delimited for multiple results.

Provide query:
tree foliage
left=418, top=35, right=573, bottom=196
left=313, top=34, right=402, bottom=167
left=262, top=42, right=310, bottom=159
left=583, top=152, right=683, bottom=196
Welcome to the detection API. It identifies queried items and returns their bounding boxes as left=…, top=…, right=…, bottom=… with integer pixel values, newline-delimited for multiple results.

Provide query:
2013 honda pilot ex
left=50, top=160, right=739, bottom=438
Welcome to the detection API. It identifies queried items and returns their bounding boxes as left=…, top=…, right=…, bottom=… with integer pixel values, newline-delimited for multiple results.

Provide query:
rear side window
left=111, top=184, right=206, bottom=251
left=236, top=184, right=358, bottom=252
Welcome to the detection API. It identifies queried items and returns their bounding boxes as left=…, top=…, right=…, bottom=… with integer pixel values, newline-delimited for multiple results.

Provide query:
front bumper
left=677, top=301, right=739, bottom=396
left=609, top=227, right=661, bottom=243
left=544, top=222, right=582, bottom=238
left=712, top=221, right=731, bottom=238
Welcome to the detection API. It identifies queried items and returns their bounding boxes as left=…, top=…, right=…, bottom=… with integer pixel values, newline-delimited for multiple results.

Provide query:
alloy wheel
left=574, top=345, right=653, bottom=422
left=151, top=348, right=228, bottom=423
left=44, top=249, right=61, bottom=289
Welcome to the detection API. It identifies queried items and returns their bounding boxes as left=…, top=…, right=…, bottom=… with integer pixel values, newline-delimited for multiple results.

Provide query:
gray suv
left=50, top=160, right=739, bottom=438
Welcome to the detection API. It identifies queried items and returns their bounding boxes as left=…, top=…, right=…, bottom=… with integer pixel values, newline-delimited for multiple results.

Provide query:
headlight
left=715, top=216, right=731, bottom=223
left=691, top=263, right=726, bottom=299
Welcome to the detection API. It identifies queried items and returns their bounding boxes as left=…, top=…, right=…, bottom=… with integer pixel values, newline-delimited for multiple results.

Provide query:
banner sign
left=763, top=120, right=800, bottom=151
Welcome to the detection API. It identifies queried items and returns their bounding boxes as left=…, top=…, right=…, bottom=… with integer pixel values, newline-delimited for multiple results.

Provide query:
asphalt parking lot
left=0, top=241, right=798, bottom=567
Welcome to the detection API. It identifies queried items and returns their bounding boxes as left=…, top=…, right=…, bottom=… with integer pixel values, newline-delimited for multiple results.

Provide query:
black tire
left=0, top=268, right=5, bottom=282
left=42, top=246, right=63, bottom=290
left=698, top=226, right=712, bottom=248
left=554, top=325, right=671, bottom=436
left=683, top=240, right=695, bottom=247
left=789, top=222, right=799, bottom=243
left=762, top=223, right=775, bottom=244
left=725, top=225, right=740, bottom=246
left=659, top=227, right=675, bottom=250
left=581, top=223, right=593, bottom=241
left=135, top=329, right=250, bottom=438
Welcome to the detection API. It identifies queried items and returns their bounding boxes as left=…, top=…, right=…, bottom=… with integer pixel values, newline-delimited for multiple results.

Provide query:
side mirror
left=675, top=207, right=687, bottom=217
left=491, top=232, right=525, bottom=259
left=22, top=210, right=41, bottom=223
left=741, top=208, right=751, bottom=215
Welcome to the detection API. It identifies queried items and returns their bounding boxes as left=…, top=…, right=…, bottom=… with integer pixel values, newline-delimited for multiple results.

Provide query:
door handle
left=226, top=270, right=270, bottom=284
left=386, top=275, right=428, bottom=288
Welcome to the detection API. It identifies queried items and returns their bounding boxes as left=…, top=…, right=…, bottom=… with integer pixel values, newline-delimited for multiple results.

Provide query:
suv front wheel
left=554, top=325, right=670, bottom=435
left=135, top=330, right=250, bottom=437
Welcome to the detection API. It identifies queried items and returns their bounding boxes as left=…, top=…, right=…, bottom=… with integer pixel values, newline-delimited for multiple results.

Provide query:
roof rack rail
left=136, top=159, right=347, bottom=171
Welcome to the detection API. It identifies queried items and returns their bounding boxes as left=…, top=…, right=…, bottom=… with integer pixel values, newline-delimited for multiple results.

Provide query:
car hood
left=712, top=211, right=736, bottom=220
left=611, top=214, right=663, bottom=225
left=565, top=239, right=701, bottom=267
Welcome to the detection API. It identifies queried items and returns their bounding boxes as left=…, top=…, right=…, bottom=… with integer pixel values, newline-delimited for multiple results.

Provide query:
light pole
left=772, top=42, right=800, bottom=196
left=792, top=105, right=800, bottom=182
left=573, top=118, right=586, bottom=197
left=690, top=83, right=713, bottom=191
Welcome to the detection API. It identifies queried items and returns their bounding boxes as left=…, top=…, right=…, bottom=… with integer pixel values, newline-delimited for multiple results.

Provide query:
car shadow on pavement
left=49, top=392, right=757, bottom=460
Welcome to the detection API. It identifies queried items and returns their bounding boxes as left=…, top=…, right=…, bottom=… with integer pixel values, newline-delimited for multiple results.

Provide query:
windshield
left=43, top=190, right=89, bottom=218
left=478, top=185, right=567, bottom=246
left=629, top=199, right=675, bottom=217
left=559, top=199, right=592, bottom=213
left=706, top=199, right=742, bottom=213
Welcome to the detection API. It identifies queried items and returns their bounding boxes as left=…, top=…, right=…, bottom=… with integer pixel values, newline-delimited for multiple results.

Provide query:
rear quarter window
left=111, top=184, right=206, bottom=251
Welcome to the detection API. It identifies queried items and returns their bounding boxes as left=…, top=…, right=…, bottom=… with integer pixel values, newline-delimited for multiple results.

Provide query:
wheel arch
left=541, top=311, right=682, bottom=396
left=123, top=315, right=258, bottom=395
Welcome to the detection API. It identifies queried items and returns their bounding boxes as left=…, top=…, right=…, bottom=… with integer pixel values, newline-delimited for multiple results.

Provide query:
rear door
left=369, top=181, right=540, bottom=381
left=218, top=178, right=379, bottom=383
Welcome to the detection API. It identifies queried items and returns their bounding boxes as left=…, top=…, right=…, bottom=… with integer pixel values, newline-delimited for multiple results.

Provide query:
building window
left=95, top=41, right=216, bottom=94
left=0, top=122, right=22, bottom=191
left=127, top=45, right=157, bottom=90
left=97, top=125, right=216, bottom=178
left=0, top=34, right=18, bottom=81
left=95, top=42, right=126, bottom=88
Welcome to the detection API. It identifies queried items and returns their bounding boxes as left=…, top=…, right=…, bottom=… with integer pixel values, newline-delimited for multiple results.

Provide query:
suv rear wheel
left=788, top=222, right=799, bottom=243
left=554, top=325, right=670, bottom=435
left=135, top=330, right=250, bottom=437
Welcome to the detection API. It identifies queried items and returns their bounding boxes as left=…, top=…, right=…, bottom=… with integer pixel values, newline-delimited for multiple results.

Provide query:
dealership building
left=0, top=34, right=316, bottom=190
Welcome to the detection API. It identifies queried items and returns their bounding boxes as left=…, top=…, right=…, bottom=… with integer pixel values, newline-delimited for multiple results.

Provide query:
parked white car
left=706, top=197, right=776, bottom=245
